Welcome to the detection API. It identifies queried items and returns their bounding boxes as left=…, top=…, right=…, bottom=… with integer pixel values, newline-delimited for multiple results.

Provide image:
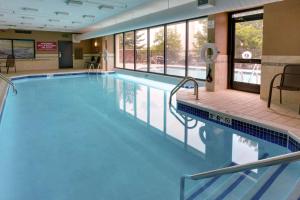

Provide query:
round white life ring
left=200, top=43, right=219, bottom=64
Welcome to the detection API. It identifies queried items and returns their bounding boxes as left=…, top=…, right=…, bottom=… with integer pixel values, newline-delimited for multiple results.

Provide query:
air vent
left=15, top=30, right=32, bottom=34
left=197, top=0, right=215, bottom=9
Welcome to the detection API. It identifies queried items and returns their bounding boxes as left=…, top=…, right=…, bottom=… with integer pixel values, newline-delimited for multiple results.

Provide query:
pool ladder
left=169, top=77, right=199, bottom=105
left=0, top=73, right=17, bottom=94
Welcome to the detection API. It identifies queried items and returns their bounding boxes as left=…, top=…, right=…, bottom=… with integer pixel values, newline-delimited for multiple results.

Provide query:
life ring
left=200, top=43, right=219, bottom=64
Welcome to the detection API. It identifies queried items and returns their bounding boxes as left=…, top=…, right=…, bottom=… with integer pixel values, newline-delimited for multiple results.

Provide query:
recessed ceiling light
left=49, top=19, right=60, bottom=22
left=21, top=16, right=34, bottom=20
left=21, top=7, right=39, bottom=12
left=20, top=22, right=32, bottom=25
left=82, top=15, right=95, bottom=19
left=44, top=24, right=54, bottom=27
left=65, top=0, right=83, bottom=6
left=99, top=5, right=114, bottom=10
left=7, top=24, right=17, bottom=28
left=55, top=11, right=69, bottom=16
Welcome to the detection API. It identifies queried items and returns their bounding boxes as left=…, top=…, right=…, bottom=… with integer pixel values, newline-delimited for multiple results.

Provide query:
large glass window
left=115, top=33, right=124, bottom=68
left=166, top=22, right=186, bottom=76
left=149, top=26, right=164, bottom=74
left=188, top=18, right=208, bottom=79
left=115, top=17, right=208, bottom=79
left=0, top=39, right=35, bottom=59
left=13, top=40, right=35, bottom=59
left=135, top=29, right=148, bottom=71
left=0, top=40, right=13, bottom=59
left=124, top=31, right=134, bottom=70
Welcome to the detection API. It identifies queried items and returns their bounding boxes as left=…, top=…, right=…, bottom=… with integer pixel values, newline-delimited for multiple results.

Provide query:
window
left=115, top=33, right=124, bottom=68
left=149, top=26, right=164, bottom=74
left=13, top=40, right=35, bottom=59
left=166, top=22, right=186, bottom=77
left=135, top=29, right=148, bottom=71
left=0, top=39, right=35, bottom=59
left=124, top=31, right=134, bottom=70
left=114, top=17, right=208, bottom=79
left=188, top=18, right=208, bottom=79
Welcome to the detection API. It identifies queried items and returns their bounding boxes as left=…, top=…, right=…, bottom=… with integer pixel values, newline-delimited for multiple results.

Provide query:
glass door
left=229, top=9, right=263, bottom=93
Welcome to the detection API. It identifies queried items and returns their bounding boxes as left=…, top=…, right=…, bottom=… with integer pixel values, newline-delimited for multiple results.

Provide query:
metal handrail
left=169, top=77, right=199, bottom=105
left=180, top=151, right=300, bottom=200
left=0, top=73, right=17, bottom=94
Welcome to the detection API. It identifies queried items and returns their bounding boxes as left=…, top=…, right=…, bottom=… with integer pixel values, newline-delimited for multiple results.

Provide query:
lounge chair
left=268, top=64, right=300, bottom=114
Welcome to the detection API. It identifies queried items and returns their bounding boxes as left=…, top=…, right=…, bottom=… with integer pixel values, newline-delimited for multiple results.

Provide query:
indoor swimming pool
left=0, top=73, right=298, bottom=200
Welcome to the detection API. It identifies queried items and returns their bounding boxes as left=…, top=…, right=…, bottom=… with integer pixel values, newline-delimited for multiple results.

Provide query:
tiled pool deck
left=177, top=88, right=300, bottom=146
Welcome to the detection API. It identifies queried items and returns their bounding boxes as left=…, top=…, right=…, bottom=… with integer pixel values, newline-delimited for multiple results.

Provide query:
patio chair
left=88, top=56, right=101, bottom=72
left=1, top=55, right=16, bottom=74
left=268, top=64, right=300, bottom=114
left=85, top=56, right=95, bottom=68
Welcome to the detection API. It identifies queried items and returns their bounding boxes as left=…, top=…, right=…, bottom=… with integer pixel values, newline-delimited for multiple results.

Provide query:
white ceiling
left=0, top=0, right=152, bottom=32
left=0, top=0, right=283, bottom=37
left=78, top=0, right=283, bottom=40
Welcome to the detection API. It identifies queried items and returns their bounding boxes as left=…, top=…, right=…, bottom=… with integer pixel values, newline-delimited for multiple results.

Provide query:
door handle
left=59, top=52, right=62, bottom=58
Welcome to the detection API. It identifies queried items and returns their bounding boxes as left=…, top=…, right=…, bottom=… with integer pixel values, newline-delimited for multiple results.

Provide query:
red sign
left=37, top=42, right=57, bottom=51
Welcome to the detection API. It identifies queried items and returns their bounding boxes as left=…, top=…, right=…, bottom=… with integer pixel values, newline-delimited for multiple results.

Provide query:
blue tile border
left=177, top=102, right=300, bottom=152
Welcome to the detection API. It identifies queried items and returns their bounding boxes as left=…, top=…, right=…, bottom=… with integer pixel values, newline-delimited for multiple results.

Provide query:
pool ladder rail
left=169, top=76, right=199, bottom=105
left=179, top=151, right=300, bottom=200
left=0, top=73, right=17, bottom=94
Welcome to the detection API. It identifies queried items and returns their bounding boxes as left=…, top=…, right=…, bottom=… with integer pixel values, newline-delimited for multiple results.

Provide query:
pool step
left=205, top=167, right=271, bottom=200
left=245, top=162, right=300, bottom=200
left=186, top=160, right=300, bottom=200
left=287, top=178, right=300, bottom=200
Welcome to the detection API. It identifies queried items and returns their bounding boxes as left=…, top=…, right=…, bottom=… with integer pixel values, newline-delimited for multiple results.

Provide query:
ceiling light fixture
left=49, top=19, right=60, bottom=22
left=21, top=16, right=34, bottom=20
left=20, top=22, right=32, bottom=25
left=65, top=0, right=83, bottom=6
left=7, top=24, right=17, bottom=28
left=21, top=7, right=39, bottom=12
left=82, top=15, right=95, bottom=19
left=55, top=11, right=69, bottom=16
left=98, top=4, right=114, bottom=10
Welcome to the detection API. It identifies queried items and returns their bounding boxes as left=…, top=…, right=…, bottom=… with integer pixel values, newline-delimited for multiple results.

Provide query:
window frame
left=135, top=28, right=149, bottom=72
left=228, top=7, right=264, bottom=93
left=0, top=38, right=36, bottom=59
left=114, top=16, right=208, bottom=81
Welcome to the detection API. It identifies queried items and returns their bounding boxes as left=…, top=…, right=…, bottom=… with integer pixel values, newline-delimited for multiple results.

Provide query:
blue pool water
left=0, top=73, right=296, bottom=200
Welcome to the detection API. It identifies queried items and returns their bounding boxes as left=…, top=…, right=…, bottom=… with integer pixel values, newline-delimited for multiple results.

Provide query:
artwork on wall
left=74, top=48, right=83, bottom=60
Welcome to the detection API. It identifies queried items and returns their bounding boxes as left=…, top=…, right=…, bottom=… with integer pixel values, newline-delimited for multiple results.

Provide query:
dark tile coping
left=177, top=101, right=300, bottom=152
